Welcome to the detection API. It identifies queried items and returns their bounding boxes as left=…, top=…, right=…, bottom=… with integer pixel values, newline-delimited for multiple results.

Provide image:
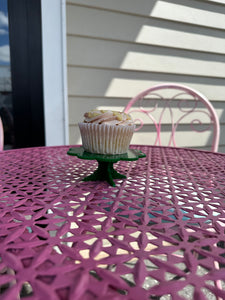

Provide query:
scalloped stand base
left=67, top=147, right=146, bottom=186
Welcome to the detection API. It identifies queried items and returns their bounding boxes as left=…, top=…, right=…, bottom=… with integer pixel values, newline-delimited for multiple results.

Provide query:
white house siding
left=66, top=0, right=225, bottom=152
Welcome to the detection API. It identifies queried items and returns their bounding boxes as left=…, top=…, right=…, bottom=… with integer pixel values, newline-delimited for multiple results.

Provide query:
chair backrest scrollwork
left=124, top=83, right=220, bottom=152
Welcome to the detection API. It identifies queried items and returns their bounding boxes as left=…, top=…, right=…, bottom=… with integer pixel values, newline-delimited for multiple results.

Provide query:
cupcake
left=78, top=109, right=135, bottom=154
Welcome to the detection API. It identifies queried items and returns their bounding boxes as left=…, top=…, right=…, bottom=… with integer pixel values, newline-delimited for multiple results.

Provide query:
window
left=0, top=0, right=45, bottom=149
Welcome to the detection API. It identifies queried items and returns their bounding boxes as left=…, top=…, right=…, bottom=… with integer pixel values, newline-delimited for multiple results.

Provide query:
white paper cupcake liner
left=78, top=123, right=135, bottom=154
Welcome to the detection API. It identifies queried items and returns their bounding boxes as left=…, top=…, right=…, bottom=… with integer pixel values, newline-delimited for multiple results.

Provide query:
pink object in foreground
left=124, top=83, right=220, bottom=152
left=0, top=117, right=3, bottom=151
left=0, top=145, right=225, bottom=299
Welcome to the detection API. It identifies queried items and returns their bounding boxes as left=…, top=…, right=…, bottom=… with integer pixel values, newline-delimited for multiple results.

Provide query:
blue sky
left=0, top=0, right=10, bottom=65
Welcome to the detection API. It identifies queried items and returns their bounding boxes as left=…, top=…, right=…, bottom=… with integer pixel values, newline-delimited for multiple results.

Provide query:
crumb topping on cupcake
left=83, top=110, right=133, bottom=126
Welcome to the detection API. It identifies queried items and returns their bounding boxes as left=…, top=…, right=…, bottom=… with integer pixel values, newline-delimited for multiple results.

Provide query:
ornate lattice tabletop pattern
left=0, top=145, right=225, bottom=300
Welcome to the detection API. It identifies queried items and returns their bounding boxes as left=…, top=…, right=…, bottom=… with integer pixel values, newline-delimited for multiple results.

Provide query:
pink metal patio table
left=0, top=145, right=225, bottom=300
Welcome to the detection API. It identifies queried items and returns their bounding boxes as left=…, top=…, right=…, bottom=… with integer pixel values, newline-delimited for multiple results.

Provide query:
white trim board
left=41, top=0, right=68, bottom=146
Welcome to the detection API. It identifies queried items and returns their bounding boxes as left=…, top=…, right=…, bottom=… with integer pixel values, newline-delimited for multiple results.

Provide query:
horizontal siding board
left=150, top=1, right=225, bottom=30
left=135, top=25, right=225, bottom=55
left=67, top=0, right=158, bottom=16
left=66, top=5, right=225, bottom=55
left=69, top=123, right=225, bottom=153
left=130, top=124, right=225, bottom=146
left=68, top=67, right=225, bottom=101
left=68, top=97, right=224, bottom=125
left=130, top=130, right=214, bottom=148
left=123, top=111, right=222, bottom=127
left=69, top=123, right=225, bottom=149
left=206, top=0, right=225, bottom=4
left=68, top=36, right=225, bottom=78
left=67, top=0, right=225, bottom=31
left=218, top=145, right=225, bottom=153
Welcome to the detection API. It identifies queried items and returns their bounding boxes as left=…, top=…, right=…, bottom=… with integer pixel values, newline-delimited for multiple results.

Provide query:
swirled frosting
left=83, top=110, right=134, bottom=126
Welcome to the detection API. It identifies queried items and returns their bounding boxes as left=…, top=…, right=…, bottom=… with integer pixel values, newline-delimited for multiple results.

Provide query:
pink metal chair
left=0, top=116, right=3, bottom=151
left=124, top=83, right=220, bottom=152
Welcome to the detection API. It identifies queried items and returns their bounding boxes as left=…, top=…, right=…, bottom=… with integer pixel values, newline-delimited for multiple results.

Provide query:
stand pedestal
left=67, top=147, right=146, bottom=186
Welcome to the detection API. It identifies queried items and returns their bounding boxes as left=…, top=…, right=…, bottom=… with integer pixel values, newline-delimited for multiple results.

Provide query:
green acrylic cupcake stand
left=67, top=147, right=146, bottom=187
